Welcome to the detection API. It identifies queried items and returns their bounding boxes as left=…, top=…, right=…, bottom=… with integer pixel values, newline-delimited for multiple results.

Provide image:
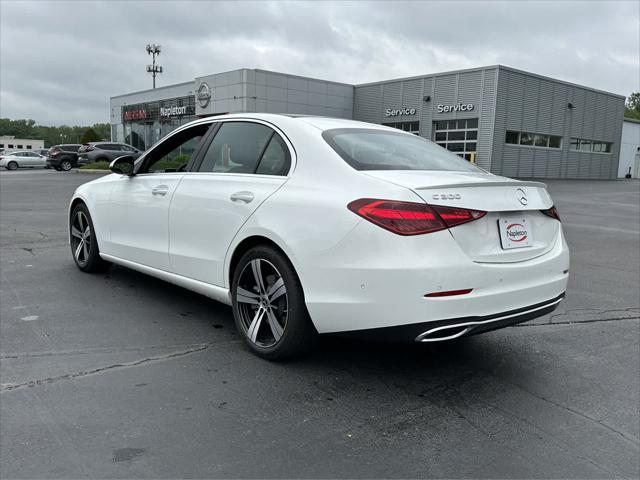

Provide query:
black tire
left=6, top=161, right=18, bottom=171
left=231, top=245, right=317, bottom=360
left=69, top=203, right=111, bottom=273
left=60, top=159, right=73, bottom=171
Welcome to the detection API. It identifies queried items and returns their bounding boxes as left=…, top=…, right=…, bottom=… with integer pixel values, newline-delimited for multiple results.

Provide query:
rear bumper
left=340, top=293, right=564, bottom=342
left=297, top=219, right=570, bottom=334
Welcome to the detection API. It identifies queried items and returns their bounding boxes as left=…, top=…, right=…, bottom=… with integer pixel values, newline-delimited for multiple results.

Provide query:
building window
left=26, top=145, right=32, bottom=149
left=8, top=144, right=13, bottom=148
left=382, top=121, right=420, bottom=135
left=0, top=144, right=4, bottom=148
left=505, top=130, right=562, bottom=149
left=569, top=138, right=612, bottom=154
left=433, top=118, right=478, bottom=161
left=17, top=144, right=23, bottom=148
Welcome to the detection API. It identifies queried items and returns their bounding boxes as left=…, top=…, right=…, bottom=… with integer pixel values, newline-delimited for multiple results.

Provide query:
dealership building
left=110, top=65, right=627, bottom=179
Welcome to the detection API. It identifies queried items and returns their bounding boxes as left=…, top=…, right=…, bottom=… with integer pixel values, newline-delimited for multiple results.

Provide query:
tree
left=625, top=92, right=640, bottom=120
left=80, top=128, right=101, bottom=143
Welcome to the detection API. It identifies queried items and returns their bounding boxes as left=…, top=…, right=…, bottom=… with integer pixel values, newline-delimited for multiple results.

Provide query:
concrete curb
left=74, top=169, right=110, bottom=174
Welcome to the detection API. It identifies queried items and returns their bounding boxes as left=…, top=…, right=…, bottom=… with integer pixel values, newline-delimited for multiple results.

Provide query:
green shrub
left=80, top=161, right=111, bottom=170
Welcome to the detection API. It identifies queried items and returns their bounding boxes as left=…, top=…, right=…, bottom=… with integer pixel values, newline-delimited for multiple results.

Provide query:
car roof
left=182, top=113, right=390, bottom=133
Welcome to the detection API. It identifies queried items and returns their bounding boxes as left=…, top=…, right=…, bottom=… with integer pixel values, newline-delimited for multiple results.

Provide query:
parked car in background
left=0, top=150, right=47, bottom=170
left=46, top=144, right=82, bottom=171
left=78, top=142, right=142, bottom=165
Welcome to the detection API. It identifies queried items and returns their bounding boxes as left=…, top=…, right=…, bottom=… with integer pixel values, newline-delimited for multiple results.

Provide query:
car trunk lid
left=363, top=170, right=560, bottom=263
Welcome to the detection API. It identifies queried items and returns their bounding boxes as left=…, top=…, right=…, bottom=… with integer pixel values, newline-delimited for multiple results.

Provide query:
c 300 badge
left=432, top=193, right=462, bottom=200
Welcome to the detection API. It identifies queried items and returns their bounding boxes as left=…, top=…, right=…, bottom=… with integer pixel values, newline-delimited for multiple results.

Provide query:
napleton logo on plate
left=505, top=223, right=528, bottom=242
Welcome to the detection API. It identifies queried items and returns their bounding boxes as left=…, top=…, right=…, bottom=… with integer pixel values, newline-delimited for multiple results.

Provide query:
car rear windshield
left=322, top=128, right=481, bottom=172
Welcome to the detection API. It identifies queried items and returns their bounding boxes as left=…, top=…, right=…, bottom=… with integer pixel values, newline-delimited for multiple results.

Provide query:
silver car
left=0, top=151, right=47, bottom=170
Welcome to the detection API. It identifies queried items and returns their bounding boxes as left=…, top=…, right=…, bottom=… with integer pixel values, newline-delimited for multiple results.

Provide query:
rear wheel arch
left=228, top=235, right=294, bottom=288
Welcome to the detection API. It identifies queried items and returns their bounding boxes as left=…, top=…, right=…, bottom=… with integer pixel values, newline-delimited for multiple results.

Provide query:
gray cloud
left=1, top=0, right=637, bottom=125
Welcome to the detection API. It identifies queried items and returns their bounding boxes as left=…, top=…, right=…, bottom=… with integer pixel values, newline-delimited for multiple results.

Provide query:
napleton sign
left=160, top=105, right=188, bottom=117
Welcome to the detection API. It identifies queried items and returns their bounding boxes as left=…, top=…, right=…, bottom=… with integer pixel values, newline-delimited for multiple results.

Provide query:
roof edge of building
left=354, top=64, right=626, bottom=100
left=496, top=65, right=626, bottom=100
left=354, top=65, right=501, bottom=87
left=110, top=81, right=195, bottom=100
left=251, top=68, right=354, bottom=87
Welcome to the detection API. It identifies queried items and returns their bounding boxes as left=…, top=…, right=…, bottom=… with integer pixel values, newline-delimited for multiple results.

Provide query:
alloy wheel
left=236, top=258, right=288, bottom=348
left=70, top=210, right=92, bottom=266
left=7, top=162, right=18, bottom=171
left=61, top=160, right=72, bottom=171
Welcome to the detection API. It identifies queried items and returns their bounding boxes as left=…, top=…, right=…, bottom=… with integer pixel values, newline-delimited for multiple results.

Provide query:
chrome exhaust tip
left=415, top=324, right=473, bottom=342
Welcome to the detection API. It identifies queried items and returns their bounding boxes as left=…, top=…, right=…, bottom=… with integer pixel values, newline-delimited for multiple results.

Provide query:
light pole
left=145, top=43, right=163, bottom=89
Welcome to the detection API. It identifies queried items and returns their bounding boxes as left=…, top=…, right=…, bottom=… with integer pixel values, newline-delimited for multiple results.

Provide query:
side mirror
left=110, top=155, right=135, bottom=175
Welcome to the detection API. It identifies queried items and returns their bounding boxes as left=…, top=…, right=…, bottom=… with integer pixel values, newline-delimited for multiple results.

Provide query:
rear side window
left=322, top=128, right=481, bottom=172
left=198, top=122, right=290, bottom=175
left=255, top=135, right=290, bottom=175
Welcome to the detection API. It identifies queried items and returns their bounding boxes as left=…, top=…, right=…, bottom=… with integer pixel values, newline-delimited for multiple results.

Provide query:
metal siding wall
left=477, top=69, right=498, bottom=170
left=382, top=82, right=404, bottom=119
left=492, top=71, right=507, bottom=174
left=353, top=84, right=383, bottom=124
left=493, top=67, right=624, bottom=179
left=420, top=77, right=434, bottom=139
left=354, top=69, right=497, bottom=169
left=246, top=71, right=354, bottom=119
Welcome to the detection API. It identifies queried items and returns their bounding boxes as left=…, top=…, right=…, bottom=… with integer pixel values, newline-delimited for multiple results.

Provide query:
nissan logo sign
left=197, top=82, right=212, bottom=108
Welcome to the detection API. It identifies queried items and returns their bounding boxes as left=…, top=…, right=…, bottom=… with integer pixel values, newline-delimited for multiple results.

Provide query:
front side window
left=139, top=123, right=211, bottom=174
left=323, top=128, right=482, bottom=172
left=198, top=122, right=290, bottom=175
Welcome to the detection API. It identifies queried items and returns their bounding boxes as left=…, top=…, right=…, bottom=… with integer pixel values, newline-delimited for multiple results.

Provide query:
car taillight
left=541, top=206, right=561, bottom=221
left=347, top=198, right=486, bottom=236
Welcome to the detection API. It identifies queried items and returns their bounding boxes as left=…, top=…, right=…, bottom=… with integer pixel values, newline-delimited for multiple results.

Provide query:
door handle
left=230, top=191, right=254, bottom=204
left=151, top=185, right=169, bottom=197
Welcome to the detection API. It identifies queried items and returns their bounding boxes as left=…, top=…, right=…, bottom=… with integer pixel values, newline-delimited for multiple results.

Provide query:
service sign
left=436, top=103, right=474, bottom=113
left=385, top=107, right=416, bottom=117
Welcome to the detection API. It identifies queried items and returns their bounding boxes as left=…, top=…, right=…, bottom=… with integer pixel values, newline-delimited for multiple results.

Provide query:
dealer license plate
left=498, top=217, right=532, bottom=249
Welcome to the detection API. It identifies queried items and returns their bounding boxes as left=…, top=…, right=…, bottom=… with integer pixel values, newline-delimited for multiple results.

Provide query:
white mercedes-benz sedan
left=68, top=114, right=569, bottom=359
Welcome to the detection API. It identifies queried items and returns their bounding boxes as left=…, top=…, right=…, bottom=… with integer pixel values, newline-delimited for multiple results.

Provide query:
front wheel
left=60, top=160, right=72, bottom=171
left=69, top=203, right=111, bottom=273
left=231, top=245, right=317, bottom=360
left=6, top=161, right=18, bottom=171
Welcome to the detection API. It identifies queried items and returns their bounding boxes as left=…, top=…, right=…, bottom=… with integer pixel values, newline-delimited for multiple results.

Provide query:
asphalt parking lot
left=1, top=170, right=638, bottom=479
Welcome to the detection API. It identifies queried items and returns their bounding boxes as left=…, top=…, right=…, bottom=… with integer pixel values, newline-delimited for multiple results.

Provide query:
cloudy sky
left=1, top=0, right=638, bottom=126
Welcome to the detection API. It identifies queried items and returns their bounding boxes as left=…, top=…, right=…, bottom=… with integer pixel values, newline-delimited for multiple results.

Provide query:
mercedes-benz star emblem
left=516, top=187, right=528, bottom=206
